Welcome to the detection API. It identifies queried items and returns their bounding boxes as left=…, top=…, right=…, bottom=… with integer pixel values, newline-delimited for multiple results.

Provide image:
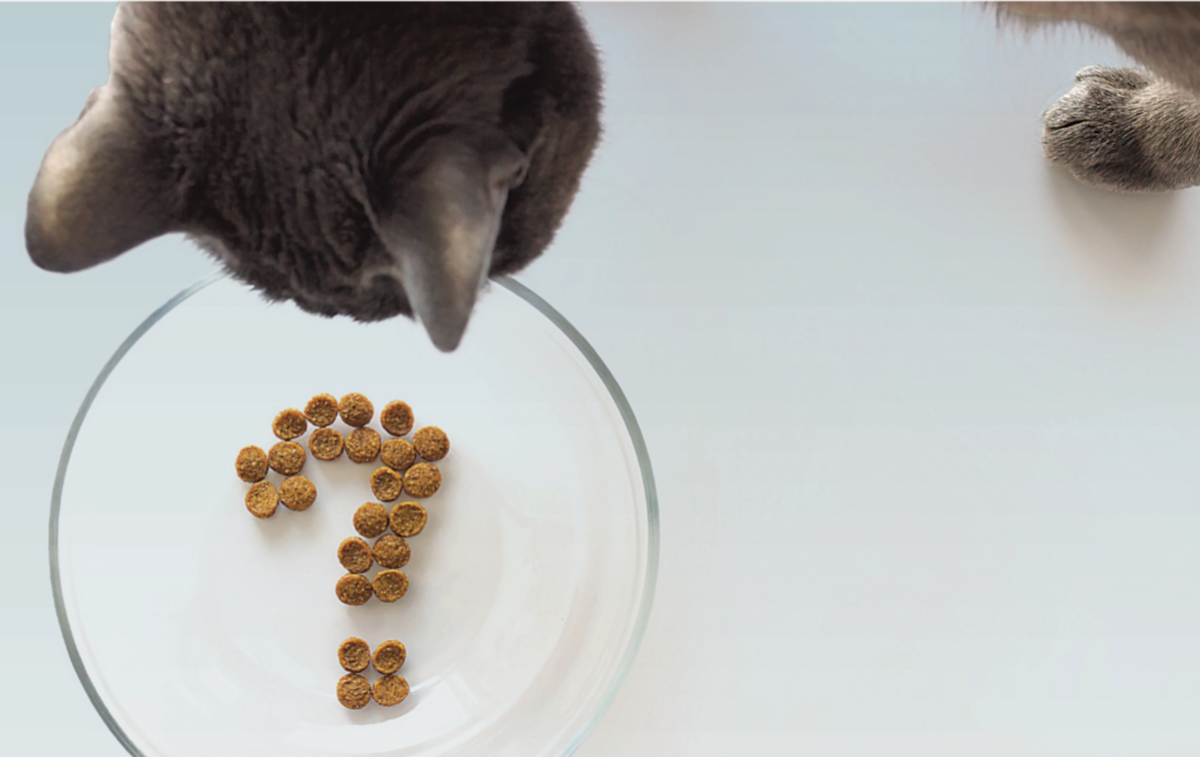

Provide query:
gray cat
left=24, top=2, right=1200, bottom=352
left=24, top=2, right=601, bottom=351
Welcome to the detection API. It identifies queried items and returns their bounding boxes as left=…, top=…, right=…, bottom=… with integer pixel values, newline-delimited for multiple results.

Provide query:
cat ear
left=371, top=126, right=529, bottom=352
left=25, top=88, right=176, bottom=273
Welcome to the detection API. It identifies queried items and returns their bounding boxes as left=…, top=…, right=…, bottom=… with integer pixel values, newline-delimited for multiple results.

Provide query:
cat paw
left=1041, top=66, right=1200, bottom=192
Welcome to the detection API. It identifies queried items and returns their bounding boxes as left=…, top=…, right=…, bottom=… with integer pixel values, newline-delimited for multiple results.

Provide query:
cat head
left=25, top=2, right=602, bottom=351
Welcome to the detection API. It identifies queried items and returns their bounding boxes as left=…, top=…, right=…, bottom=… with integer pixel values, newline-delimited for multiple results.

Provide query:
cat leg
left=1040, top=65, right=1200, bottom=192
left=997, top=2, right=1200, bottom=191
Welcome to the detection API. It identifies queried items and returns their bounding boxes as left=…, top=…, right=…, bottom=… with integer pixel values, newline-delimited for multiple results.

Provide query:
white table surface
left=5, top=4, right=1200, bottom=756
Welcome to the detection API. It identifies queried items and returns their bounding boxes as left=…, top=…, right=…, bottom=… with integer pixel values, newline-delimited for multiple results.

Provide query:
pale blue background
left=5, top=3, right=1200, bottom=756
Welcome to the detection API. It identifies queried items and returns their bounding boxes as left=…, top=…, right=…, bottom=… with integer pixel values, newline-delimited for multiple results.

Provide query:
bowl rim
left=47, top=270, right=660, bottom=757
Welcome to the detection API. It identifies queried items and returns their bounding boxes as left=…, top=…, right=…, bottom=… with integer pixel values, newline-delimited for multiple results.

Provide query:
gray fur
left=1000, top=2, right=1200, bottom=192
left=26, top=2, right=602, bottom=350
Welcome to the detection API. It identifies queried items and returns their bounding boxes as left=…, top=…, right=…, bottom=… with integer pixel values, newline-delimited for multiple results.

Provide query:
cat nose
left=422, top=303, right=475, bottom=353
left=394, top=225, right=491, bottom=352
left=407, top=282, right=479, bottom=353
left=368, top=194, right=492, bottom=350
left=373, top=128, right=526, bottom=352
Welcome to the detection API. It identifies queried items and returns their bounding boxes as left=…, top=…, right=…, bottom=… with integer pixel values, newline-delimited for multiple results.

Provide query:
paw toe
left=1073, top=66, right=1153, bottom=90
left=1041, top=79, right=1128, bottom=130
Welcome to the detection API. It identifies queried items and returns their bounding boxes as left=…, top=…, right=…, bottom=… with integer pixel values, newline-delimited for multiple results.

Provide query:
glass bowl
left=49, top=272, right=658, bottom=757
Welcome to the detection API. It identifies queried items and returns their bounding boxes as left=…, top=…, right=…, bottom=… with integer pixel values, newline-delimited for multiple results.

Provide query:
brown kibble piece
left=403, top=462, right=441, bottom=498
left=336, top=574, right=374, bottom=606
left=412, top=426, right=450, bottom=462
left=268, top=441, right=306, bottom=475
left=308, top=428, right=344, bottom=461
left=372, top=569, right=409, bottom=602
left=245, top=481, right=278, bottom=518
left=372, top=675, right=409, bottom=707
left=339, top=393, right=374, bottom=427
left=353, top=502, right=390, bottom=539
left=386, top=439, right=424, bottom=475
left=372, top=534, right=411, bottom=569
left=372, top=639, right=407, bottom=674
left=235, top=445, right=268, bottom=483
left=389, top=502, right=428, bottom=537
left=345, top=427, right=381, bottom=464
left=370, top=467, right=403, bottom=502
left=338, top=537, right=374, bottom=573
left=338, top=637, right=371, bottom=673
left=337, top=674, right=372, bottom=709
left=279, top=475, right=316, bottom=511
left=272, top=408, right=308, bottom=441
left=305, top=393, right=339, bottom=428
left=380, top=401, right=414, bottom=437
left=380, top=438, right=416, bottom=472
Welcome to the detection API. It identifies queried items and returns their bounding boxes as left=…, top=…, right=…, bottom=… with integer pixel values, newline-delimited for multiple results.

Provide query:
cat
left=999, top=2, right=1200, bottom=192
left=24, top=2, right=602, bottom=351
left=26, top=3, right=1200, bottom=352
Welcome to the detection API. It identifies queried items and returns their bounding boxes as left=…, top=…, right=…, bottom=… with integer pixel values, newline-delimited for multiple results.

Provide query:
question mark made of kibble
left=234, top=393, right=451, bottom=709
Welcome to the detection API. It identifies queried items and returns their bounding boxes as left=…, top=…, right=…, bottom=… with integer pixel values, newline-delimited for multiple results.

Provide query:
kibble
left=403, top=462, right=441, bottom=498
left=337, top=673, right=372, bottom=709
left=388, top=502, right=428, bottom=537
left=412, top=426, right=450, bottom=462
left=380, top=438, right=416, bottom=472
left=339, top=393, right=374, bottom=427
left=241, top=399, right=447, bottom=707
left=338, top=537, right=374, bottom=574
left=268, top=441, right=306, bottom=475
left=336, top=574, right=374, bottom=606
left=370, top=467, right=403, bottom=502
left=353, top=502, right=390, bottom=539
left=372, top=569, right=409, bottom=602
left=308, top=428, right=344, bottom=461
left=372, top=639, right=407, bottom=674
left=372, top=534, right=410, bottom=569
left=372, top=675, right=409, bottom=706
left=244, top=481, right=278, bottom=518
left=345, top=427, right=381, bottom=464
left=272, top=408, right=308, bottom=441
left=235, top=445, right=269, bottom=483
left=337, top=637, right=371, bottom=673
left=380, top=401, right=414, bottom=437
left=279, top=475, right=316, bottom=511
left=305, top=393, right=339, bottom=428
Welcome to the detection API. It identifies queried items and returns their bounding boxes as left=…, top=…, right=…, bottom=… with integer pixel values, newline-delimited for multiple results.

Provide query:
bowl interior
left=52, top=274, right=658, bottom=757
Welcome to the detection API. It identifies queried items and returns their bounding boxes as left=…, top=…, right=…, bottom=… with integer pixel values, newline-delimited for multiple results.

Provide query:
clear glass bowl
left=49, top=272, right=658, bottom=757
